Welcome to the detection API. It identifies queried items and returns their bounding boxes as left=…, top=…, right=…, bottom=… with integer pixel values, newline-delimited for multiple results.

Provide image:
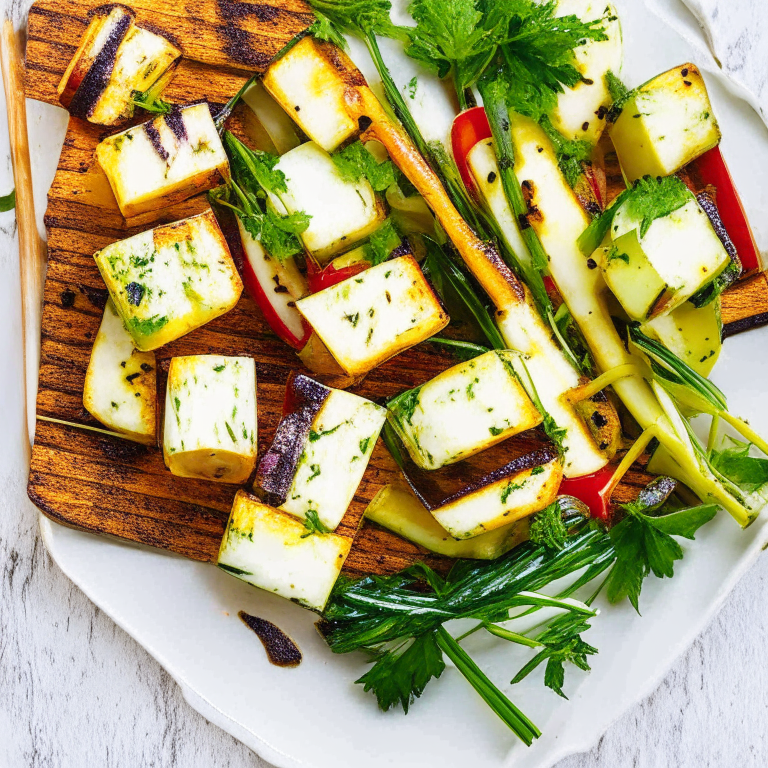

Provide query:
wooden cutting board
left=23, top=0, right=768, bottom=578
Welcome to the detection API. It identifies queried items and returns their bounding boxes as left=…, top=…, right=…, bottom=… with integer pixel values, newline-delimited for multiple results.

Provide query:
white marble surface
left=1, top=1, right=767, bottom=766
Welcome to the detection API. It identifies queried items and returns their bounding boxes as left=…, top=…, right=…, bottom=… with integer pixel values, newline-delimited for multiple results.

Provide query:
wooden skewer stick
left=1, top=18, right=47, bottom=463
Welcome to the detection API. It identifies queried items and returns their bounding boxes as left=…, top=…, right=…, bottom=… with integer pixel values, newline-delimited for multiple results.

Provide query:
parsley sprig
left=212, top=132, right=311, bottom=262
left=320, top=504, right=615, bottom=740
left=604, top=477, right=717, bottom=612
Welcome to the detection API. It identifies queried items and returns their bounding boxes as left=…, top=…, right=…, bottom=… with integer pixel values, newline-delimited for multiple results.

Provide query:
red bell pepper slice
left=691, top=146, right=761, bottom=274
left=559, top=466, right=616, bottom=521
left=451, top=107, right=493, bottom=195
left=306, top=259, right=369, bottom=294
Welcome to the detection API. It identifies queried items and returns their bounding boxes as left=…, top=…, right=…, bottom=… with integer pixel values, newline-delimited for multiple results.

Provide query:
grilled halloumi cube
left=94, top=210, right=242, bottom=351
left=257, top=373, right=386, bottom=532
left=365, top=483, right=529, bottom=559
left=269, top=141, right=385, bottom=263
left=57, top=6, right=181, bottom=126
left=262, top=36, right=359, bottom=152
left=97, top=103, right=229, bottom=218
left=430, top=455, right=563, bottom=540
left=605, top=194, right=731, bottom=319
left=387, top=351, right=542, bottom=470
left=609, top=63, right=721, bottom=182
left=550, top=0, right=622, bottom=144
left=296, top=255, right=448, bottom=377
left=163, top=355, right=257, bottom=483
left=217, top=490, right=352, bottom=611
left=83, top=299, right=156, bottom=444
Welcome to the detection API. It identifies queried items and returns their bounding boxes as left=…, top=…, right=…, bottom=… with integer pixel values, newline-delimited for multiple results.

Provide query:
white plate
left=28, top=0, right=768, bottom=766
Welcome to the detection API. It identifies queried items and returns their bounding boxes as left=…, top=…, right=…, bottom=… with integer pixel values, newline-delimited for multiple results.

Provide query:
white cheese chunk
left=296, top=255, right=448, bottom=377
left=269, top=141, right=385, bottom=263
left=57, top=6, right=180, bottom=126
left=262, top=36, right=359, bottom=152
left=94, top=209, right=242, bottom=351
left=365, top=483, right=529, bottom=559
left=97, top=103, right=229, bottom=218
left=279, top=388, right=386, bottom=531
left=83, top=299, right=157, bottom=444
left=217, top=490, right=352, bottom=611
left=609, top=63, right=721, bottom=182
left=609, top=196, right=731, bottom=318
left=387, top=350, right=541, bottom=470
left=163, top=355, right=257, bottom=483
left=432, top=458, right=562, bottom=540
left=551, top=0, right=622, bottom=144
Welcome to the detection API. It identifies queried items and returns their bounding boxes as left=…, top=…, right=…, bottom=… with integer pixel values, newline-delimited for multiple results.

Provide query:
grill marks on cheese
left=93, top=210, right=242, bottom=351
left=296, top=256, right=448, bottom=377
left=279, top=389, right=386, bottom=531
left=257, top=374, right=386, bottom=532
left=164, top=355, right=257, bottom=484
left=57, top=5, right=181, bottom=126
left=97, top=104, right=229, bottom=218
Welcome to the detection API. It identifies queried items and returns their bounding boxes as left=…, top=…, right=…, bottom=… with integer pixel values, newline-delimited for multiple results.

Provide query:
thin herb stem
left=485, top=624, right=544, bottom=648
left=718, top=411, right=768, bottom=457
left=566, top=364, right=643, bottom=404
left=436, top=627, right=541, bottom=745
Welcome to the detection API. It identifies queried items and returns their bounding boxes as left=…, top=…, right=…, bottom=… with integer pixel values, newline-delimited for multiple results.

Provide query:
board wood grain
left=23, top=0, right=768, bottom=579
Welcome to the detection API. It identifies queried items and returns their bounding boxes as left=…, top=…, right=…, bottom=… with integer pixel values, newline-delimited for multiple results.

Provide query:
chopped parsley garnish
left=332, top=140, right=397, bottom=192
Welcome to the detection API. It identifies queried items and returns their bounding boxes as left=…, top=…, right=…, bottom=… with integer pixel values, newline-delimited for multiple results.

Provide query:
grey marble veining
left=1, top=0, right=767, bottom=766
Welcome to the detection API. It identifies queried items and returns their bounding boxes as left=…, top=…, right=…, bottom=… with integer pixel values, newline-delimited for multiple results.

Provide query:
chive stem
left=436, top=627, right=541, bottom=745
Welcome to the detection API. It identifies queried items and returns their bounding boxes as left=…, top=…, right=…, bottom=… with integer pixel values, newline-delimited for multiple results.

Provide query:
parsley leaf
left=301, top=509, right=332, bottom=537
left=311, top=8, right=348, bottom=49
left=308, top=0, right=402, bottom=38
left=623, top=175, right=692, bottom=238
left=217, top=132, right=311, bottom=262
left=578, top=175, right=691, bottom=256
left=364, top=219, right=401, bottom=265
left=529, top=501, right=569, bottom=551
left=332, top=141, right=397, bottom=192
left=0, top=188, right=16, bottom=212
left=511, top=613, right=597, bottom=699
left=405, top=0, right=504, bottom=104
left=225, top=131, right=288, bottom=196
left=498, top=2, right=611, bottom=121
left=710, top=437, right=768, bottom=492
left=605, top=478, right=717, bottom=612
left=356, top=632, right=446, bottom=713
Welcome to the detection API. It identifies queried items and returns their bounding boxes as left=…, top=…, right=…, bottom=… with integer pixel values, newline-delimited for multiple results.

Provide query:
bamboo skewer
left=1, top=18, right=47, bottom=463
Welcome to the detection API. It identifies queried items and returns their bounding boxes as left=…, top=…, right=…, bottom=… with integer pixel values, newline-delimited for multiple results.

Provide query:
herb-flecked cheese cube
left=269, top=141, right=385, bottom=263
left=262, top=36, right=359, bottom=153
left=607, top=194, right=731, bottom=318
left=57, top=6, right=181, bottom=126
left=365, top=483, right=530, bottom=560
left=83, top=299, right=157, bottom=444
left=217, top=490, right=352, bottom=611
left=94, top=209, right=242, bottom=351
left=609, top=63, right=721, bottom=182
left=97, top=103, right=229, bottom=218
left=387, top=351, right=542, bottom=470
left=296, top=255, right=448, bottom=377
left=431, top=455, right=562, bottom=540
left=163, top=355, right=257, bottom=483
left=257, top=374, right=386, bottom=531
